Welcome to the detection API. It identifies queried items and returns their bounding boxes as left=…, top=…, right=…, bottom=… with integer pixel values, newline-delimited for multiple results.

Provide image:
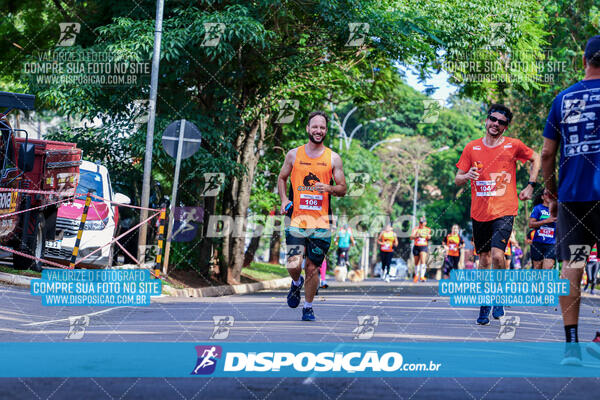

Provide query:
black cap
left=585, top=35, right=600, bottom=61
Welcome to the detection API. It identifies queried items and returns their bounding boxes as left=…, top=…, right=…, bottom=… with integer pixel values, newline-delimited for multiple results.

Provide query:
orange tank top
left=290, top=145, right=333, bottom=229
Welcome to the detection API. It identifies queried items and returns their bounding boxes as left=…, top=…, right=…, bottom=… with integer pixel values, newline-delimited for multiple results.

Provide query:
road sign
left=161, top=120, right=202, bottom=159
left=161, top=119, right=202, bottom=273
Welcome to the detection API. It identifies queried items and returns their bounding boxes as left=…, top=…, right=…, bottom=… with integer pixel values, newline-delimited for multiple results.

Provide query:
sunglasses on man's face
left=488, top=115, right=509, bottom=126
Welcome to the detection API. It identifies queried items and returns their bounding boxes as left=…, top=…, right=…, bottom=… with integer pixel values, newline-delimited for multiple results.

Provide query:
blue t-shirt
left=337, top=229, right=352, bottom=248
left=530, top=204, right=556, bottom=244
left=543, top=79, right=600, bottom=202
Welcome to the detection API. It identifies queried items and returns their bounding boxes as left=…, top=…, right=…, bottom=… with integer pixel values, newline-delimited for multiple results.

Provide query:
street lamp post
left=368, top=137, right=402, bottom=152
left=331, top=107, right=386, bottom=151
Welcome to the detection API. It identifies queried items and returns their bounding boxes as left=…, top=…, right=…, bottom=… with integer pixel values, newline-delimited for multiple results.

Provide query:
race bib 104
left=475, top=180, right=497, bottom=197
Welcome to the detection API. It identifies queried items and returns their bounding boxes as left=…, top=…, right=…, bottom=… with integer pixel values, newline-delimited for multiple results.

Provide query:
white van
left=45, top=160, right=130, bottom=267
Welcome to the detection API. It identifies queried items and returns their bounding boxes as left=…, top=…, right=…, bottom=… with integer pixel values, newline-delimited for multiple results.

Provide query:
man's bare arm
left=455, top=167, right=479, bottom=186
left=316, top=151, right=347, bottom=196
left=528, top=151, right=541, bottom=183
left=541, top=137, right=559, bottom=217
left=277, top=150, right=295, bottom=214
left=541, top=138, right=559, bottom=196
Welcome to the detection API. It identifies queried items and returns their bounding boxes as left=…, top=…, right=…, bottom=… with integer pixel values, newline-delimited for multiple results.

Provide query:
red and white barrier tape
left=0, top=245, right=71, bottom=269
left=0, top=187, right=74, bottom=196
left=0, top=195, right=76, bottom=220
left=89, top=193, right=160, bottom=212
left=74, top=210, right=161, bottom=266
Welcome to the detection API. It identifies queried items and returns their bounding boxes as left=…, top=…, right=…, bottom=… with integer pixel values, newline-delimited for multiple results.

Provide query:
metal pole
left=70, top=192, right=92, bottom=269
left=162, top=120, right=186, bottom=274
left=411, top=164, right=419, bottom=232
left=137, top=0, right=165, bottom=262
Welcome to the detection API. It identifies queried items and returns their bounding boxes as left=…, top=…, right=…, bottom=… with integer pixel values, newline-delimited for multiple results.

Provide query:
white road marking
left=22, top=306, right=129, bottom=326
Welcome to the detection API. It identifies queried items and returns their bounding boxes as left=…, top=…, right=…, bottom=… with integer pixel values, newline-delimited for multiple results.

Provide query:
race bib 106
left=299, top=194, right=323, bottom=210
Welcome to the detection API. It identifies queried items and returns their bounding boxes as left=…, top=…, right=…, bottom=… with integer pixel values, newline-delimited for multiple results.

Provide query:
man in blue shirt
left=542, top=35, right=600, bottom=365
left=528, top=190, right=557, bottom=270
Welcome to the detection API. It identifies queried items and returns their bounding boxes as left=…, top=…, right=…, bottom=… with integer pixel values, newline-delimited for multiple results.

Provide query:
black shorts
left=531, top=241, right=556, bottom=262
left=557, top=201, right=600, bottom=262
left=443, top=255, right=460, bottom=275
left=472, top=216, right=514, bottom=254
left=412, top=245, right=428, bottom=257
left=285, top=227, right=331, bottom=265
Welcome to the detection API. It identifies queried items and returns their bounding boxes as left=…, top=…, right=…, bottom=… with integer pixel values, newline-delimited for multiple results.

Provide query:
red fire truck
left=0, top=91, right=81, bottom=271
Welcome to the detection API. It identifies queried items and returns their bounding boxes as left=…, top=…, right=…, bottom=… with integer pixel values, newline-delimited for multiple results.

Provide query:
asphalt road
left=1, top=278, right=600, bottom=399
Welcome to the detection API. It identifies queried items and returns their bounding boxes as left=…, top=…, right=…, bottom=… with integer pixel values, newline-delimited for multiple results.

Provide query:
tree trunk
left=269, top=228, right=281, bottom=264
left=243, top=235, right=261, bottom=268
left=227, top=117, right=267, bottom=284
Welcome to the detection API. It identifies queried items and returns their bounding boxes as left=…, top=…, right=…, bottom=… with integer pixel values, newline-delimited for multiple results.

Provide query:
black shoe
left=302, top=307, right=315, bottom=321
left=476, top=306, right=491, bottom=325
left=287, top=276, right=304, bottom=308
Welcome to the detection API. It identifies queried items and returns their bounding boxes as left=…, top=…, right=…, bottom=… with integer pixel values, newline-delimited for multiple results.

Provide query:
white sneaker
left=385, top=277, right=390, bottom=283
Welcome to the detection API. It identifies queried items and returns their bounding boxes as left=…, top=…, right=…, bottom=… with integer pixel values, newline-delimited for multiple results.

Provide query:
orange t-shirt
left=290, top=145, right=333, bottom=229
left=412, top=226, right=431, bottom=246
left=456, top=137, right=534, bottom=222
left=444, top=234, right=463, bottom=257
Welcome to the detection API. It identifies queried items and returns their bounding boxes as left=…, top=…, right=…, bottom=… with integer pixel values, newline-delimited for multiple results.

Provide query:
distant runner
left=278, top=111, right=347, bottom=321
left=410, top=216, right=432, bottom=282
left=335, top=224, right=355, bottom=267
left=529, top=190, right=557, bottom=270
left=377, top=224, right=398, bottom=282
left=456, top=103, right=540, bottom=326
left=442, top=224, right=464, bottom=279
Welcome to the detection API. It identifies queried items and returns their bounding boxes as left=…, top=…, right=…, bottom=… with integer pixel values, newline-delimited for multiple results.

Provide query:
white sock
left=303, top=301, right=312, bottom=309
left=293, top=278, right=302, bottom=286
left=419, top=264, right=425, bottom=277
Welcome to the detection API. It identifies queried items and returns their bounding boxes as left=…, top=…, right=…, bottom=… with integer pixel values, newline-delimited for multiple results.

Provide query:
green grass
left=242, top=262, right=289, bottom=281
left=0, top=265, right=42, bottom=277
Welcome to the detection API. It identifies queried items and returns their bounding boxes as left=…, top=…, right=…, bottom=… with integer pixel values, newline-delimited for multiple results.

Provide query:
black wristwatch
left=527, top=181, right=538, bottom=188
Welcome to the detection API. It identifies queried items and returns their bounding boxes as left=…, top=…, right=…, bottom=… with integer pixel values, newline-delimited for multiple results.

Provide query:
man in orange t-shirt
left=455, top=103, right=540, bottom=326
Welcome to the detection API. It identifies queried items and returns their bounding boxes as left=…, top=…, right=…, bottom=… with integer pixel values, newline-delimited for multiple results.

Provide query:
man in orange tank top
left=277, top=111, right=347, bottom=321
left=455, top=104, right=540, bottom=326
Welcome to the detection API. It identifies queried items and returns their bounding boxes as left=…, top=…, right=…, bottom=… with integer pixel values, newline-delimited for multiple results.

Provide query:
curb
left=0, top=271, right=35, bottom=287
left=162, top=276, right=292, bottom=298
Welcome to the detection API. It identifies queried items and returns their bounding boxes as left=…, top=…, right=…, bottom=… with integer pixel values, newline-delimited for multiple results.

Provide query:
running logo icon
left=497, top=316, right=520, bottom=340
left=489, top=22, right=510, bottom=47
left=276, top=100, right=299, bottom=124
left=568, top=244, right=591, bottom=268
left=421, top=99, right=443, bottom=124
left=65, top=315, right=89, bottom=340
left=202, top=173, right=224, bottom=197
left=346, top=23, right=370, bottom=46
left=192, top=345, right=222, bottom=375
left=353, top=315, right=378, bottom=339
left=210, top=316, right=234, bottom=340
left=201, top=23, right=226, bottom=47
left=57, top=23, right=80, bottom=47
left=347, top=173, right=369, bottom=197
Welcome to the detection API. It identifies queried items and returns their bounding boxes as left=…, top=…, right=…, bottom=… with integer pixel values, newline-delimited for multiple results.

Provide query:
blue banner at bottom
left=1, top=342, right=599, bottom=377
